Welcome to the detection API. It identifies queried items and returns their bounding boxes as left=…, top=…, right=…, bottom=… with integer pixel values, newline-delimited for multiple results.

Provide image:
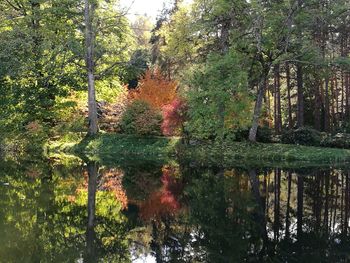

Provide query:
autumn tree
left=130, top=69, right=178, bottom=109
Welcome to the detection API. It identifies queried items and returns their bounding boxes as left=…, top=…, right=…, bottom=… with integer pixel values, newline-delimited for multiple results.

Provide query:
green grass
left=48, top=133, right=180, bottom=163
left=48, top=133, right=350, bottom=168
left=181, top=141, right=350, bottom=168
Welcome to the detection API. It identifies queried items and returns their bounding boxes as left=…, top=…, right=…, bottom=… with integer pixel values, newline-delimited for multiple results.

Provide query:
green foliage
left=0, top=0, right=83, bottom=125
left=159, top=4, right=198, bottom=76
left=95, top=79, right=126, bottom=103
left=185, top=52, right=251, bottom=140
left=321, top=133, right=350, bottom=149
left=281, top=127, right=322, bottom=146
left=337, top=122, right=350, bottom=134
left=0, top=0, right=133, bottom=150
left=0, top=159, right=131, bottom=262
left=233, top=126, right=273, bottom=143
left=122, top=49, right=151, bottom=88
left=255, top=126, right=273, bottom=143
left=120, top=101, right=162, bottom=136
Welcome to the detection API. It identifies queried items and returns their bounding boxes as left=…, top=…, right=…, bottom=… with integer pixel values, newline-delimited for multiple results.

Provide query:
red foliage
left=161, top=98, right=188, bottom=136
left=139, top=165, right=183, bottom=221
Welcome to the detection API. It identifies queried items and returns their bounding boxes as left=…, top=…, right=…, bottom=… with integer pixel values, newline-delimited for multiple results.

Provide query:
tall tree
left=84, top=0, right=98, bottom=135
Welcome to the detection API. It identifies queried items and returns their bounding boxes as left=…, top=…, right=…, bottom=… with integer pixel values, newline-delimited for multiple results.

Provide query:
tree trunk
left=324, top=171, right=330, bottom=231
left=314, top=77, right=322, bottom=131
left=330, top=73, right=336, bottom=130
left=274, top=65, right=282, bottom=133
left=286, top=62, right=293, bottom=128
left=87, top=162, right=98, bottom=229
left=296, top=0, right=304, bottom=128
left=273, top=169, right=281, bottom=241
left=249, top=170, right=268, bottom=245
left=324, top=77, right=330, bottom=132
left=296, top=64, right=304, bottom=128
left=249, top=67, right=270, bottom=142
left=85, top=0, right=98, bottom=135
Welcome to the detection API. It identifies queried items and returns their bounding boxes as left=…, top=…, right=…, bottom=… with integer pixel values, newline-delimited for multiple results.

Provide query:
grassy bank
left=48, top=134, right=180, bottom=163
left=181, top=141, right=350, bottom=168
left=48, top=133, right=350, bottom=168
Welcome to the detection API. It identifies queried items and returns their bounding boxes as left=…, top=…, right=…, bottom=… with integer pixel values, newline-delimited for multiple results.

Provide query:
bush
left=161, top=98, right=188, bottom=136
left=232, top=126, right=272, bottom=143
left=281, top=127, right=321, bottom=146
left=120, top=100, right=162, bottom=136
left=321, top=133, right=350, bottom=149
left=256, top=126, right=273, bottom=143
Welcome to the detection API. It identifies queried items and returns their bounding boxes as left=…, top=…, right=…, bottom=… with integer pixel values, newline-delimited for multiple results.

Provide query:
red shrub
left=161, top=98, right=188, bottom=136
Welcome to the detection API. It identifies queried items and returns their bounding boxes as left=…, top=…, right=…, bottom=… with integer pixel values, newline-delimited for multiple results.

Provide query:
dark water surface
left=1, top=157, right=350, bottom=262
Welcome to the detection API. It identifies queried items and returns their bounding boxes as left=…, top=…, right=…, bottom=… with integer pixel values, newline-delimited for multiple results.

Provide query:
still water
left=1, top=156, right=350, bottom=262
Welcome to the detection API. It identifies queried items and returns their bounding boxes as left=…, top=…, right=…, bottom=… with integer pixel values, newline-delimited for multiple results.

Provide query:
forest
left=2, top=1, right=350, bottom=262
left=0, top=0, right=350, bottom=157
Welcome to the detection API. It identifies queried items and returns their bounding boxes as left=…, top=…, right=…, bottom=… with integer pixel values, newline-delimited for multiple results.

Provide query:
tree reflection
left=2, top=158, right=350, bottom=262
left=85, top=161, right=98, bottom=263
left=140, top=166, right=350, bottom=262
left=248, top=169, right=268, bottom=254
left=0, top=159, right=130, bottom=262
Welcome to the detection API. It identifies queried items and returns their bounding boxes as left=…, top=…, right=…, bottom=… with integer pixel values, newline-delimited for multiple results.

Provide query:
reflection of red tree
left=139, top=166, right=183, bottom=221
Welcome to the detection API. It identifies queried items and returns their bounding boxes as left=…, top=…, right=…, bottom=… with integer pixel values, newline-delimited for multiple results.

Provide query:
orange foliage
left=130, top=69, right=178, bottom=109
left=100, top=169, right=128, bottom=209
left=75, top=169, right=128, bottom=209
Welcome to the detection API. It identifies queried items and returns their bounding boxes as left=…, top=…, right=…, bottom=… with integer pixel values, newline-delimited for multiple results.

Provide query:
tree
left=130, top=69, right=178, bottom=109
left=0, top=0, right=133, bottom=139
left=186, top=52, right=251, bottom=140
left=158, top=3, right=198, bottom=78
left=0, top=0, right=82, bottom=125
left=85, top=0, right=98, bottom=135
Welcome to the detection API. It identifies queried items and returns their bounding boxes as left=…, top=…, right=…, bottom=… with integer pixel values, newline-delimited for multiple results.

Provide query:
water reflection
left=1, top=158, right=350, bottom=262
left=86, top=162, right=98, bottom=263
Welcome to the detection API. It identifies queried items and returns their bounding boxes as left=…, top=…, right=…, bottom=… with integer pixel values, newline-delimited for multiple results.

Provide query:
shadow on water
left=1, top=155, right=350, bottom=262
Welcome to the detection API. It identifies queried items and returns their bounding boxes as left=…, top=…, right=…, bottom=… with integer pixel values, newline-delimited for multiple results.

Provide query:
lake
left=1, top=156, right=350, bottom=262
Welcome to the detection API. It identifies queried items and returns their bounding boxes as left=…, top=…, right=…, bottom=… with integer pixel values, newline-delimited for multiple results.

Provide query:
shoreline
left=47, top=134, right=350, bottom=168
